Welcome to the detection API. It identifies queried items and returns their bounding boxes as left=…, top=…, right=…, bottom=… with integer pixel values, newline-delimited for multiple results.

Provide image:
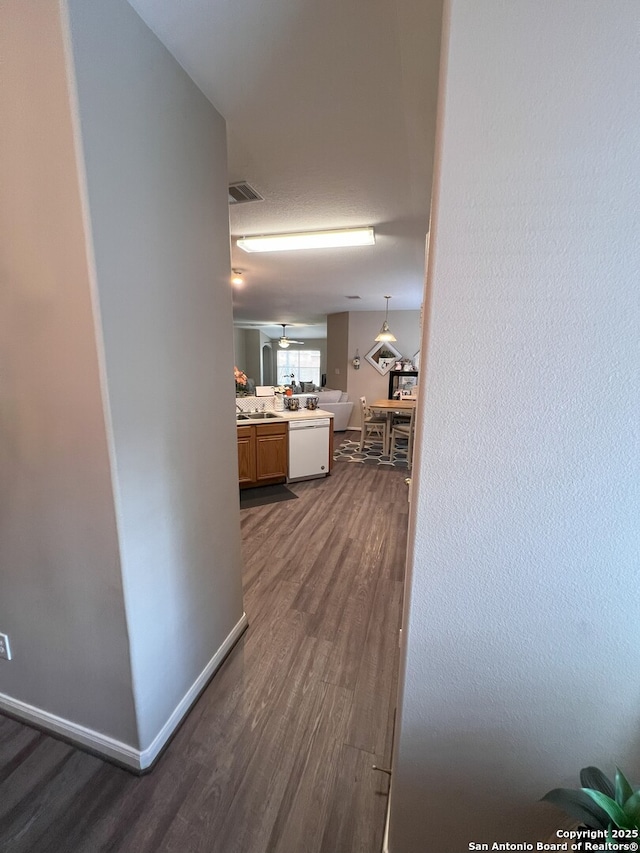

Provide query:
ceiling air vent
left=228, top=182, right=264, bottom=205
left=345, top=295, right=362, bottom=300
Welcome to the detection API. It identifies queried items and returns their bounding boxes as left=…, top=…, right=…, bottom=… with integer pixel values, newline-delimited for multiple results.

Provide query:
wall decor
left=365, top=341, right=402, bottom=375
left=388, top=370, right=418, bottom=399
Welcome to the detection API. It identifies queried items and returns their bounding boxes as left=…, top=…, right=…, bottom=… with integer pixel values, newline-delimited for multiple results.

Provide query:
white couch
left=292, top=389, right=353, bottom=431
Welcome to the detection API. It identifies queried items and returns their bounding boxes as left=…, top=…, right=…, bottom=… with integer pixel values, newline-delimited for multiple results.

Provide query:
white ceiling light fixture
left=237, top=227, right=375, bottom=253
left=278, top=324, right=305, bottom=349
left=375, top=295, right=397, bottom=342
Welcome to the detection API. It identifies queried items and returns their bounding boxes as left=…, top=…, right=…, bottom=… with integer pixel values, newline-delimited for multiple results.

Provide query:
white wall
left=326, top=312, right=349, bottom=392
left=66, top=0, right=244, bottom=751
left=0, top=1, right=137, bottom=742
left=242, top=330, right=265, bottom=385
left=233, top=327, right=248, bottom=376
left=270, top=338, right=327, bottom=387
left=346, top=311, right=421, bottom=427
left=391, top=1, right=640, bottom=850
left=235, top=332, right=328, bottom=389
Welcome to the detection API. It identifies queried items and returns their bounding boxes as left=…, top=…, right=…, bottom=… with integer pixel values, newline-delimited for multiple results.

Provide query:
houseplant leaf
left=582, top=789, right=634, bottom=829
left=615, top=767, right=634, bottom=807
left=580, top=766, right=615, bottom=798
left=541, top=788, right=611, bottom=829
left=621, top=791, right=640, bottom=826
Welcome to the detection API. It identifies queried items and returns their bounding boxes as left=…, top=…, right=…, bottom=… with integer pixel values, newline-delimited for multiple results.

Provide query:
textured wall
left=391, top=0, right=640, bottom=849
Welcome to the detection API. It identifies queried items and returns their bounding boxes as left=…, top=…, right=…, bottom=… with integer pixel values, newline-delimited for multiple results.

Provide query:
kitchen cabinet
left=237, top=426, right=257, bottom=486
left=237, top=422, right=288, bottom=488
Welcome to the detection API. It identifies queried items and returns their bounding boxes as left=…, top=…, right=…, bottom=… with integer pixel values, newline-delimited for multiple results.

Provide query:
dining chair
left=391, top=410, right=412, bottom=428
left=390, top=406, right=416, bottom=468
left=391, top=390, right=418, bottom=425
left=359, top=396, right=389, bottom=452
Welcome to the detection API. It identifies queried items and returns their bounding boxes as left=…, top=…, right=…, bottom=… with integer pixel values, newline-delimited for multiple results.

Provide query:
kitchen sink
left=236, top=412, right=280, bottom=421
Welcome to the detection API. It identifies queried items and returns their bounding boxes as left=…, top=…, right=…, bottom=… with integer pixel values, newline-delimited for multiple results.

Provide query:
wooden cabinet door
left=255, top=423, right=288, bottom=482
left=237, top=426, right=256, bottom=486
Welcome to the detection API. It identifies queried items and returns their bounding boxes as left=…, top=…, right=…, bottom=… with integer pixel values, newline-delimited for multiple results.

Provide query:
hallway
left=0, top=454, right=408, bottom=852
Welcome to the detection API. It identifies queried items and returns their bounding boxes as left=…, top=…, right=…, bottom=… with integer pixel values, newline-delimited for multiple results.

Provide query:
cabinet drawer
left=255, top=422, right=288, bottom=436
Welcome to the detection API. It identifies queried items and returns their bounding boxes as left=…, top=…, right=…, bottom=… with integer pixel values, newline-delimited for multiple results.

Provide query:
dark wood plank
left=0, top=741, right=100, bottom=853
left=0, top=718, right=45, bottom=786
left=0, top=457, right=408, bottom=853
left=345, top=577, right=404, bottom=758
left=264, top=682, right=354, bottom=853
left=320, top=744, right=390, bottom=853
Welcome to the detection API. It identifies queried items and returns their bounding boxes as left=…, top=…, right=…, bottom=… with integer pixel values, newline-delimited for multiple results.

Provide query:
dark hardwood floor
left=0, top=436, right=408, bottom=853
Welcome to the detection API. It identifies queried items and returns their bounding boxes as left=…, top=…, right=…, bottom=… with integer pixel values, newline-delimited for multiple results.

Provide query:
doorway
left=261, top=343, right=273, bottom=385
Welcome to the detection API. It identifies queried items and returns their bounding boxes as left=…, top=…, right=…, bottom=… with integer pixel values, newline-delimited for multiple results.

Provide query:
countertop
left=236, top=408, right=334, bottom=425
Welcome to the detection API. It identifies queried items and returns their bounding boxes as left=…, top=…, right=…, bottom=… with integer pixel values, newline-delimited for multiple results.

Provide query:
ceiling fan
left=278, top=324, right=304, bottom=349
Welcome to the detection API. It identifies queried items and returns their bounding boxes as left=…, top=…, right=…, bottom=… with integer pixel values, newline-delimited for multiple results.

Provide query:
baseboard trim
left=383, top=783, right=392, bottom=853
left=0, top=612, right=248, bottom=771
left=0, top=691, right=142, bottom=768
left=139, top=612, right=248, bottom=769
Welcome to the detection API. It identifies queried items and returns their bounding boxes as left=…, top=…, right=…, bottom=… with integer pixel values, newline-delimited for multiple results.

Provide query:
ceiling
left=128, top=0, right=443, bottom=338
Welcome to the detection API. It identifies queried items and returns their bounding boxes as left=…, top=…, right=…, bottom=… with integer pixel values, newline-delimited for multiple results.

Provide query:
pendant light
left=375, top=295, right=397, bottom=342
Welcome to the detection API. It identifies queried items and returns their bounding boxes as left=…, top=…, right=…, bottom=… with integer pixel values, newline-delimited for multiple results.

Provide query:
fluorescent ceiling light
left=237, top=227, right=375, bottom=253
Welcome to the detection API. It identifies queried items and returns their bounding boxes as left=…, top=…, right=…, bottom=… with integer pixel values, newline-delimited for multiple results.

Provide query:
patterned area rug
left=333, top=438, right=409, bottom=469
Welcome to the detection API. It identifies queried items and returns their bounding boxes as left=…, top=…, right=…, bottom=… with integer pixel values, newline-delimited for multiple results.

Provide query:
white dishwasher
left=288, top=418, right=331, bottom=481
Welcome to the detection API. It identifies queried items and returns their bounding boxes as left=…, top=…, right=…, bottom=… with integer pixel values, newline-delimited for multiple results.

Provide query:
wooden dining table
left=369, top=398, right=416, bottom=454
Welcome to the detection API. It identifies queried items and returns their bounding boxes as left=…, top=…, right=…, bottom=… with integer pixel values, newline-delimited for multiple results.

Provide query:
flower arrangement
left=272, top=384, right=287, bottom=410
left=234, top=366, right=248, bottom=396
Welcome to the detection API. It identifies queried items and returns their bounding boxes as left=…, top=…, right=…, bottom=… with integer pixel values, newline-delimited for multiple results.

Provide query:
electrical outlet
left=0, top=633, right=12, bottom=661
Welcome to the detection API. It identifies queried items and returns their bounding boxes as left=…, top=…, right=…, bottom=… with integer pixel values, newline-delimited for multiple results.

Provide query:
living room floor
left=0, top=450, right=409, bottom=853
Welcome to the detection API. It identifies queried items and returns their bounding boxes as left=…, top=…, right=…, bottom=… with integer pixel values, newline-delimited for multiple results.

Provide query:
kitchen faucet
left=236, top=403, right=243, bottom=413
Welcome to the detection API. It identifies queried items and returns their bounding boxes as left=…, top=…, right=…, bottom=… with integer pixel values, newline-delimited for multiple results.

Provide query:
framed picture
left=365, top=341, right=402, bottom=375
left=388, top=370, right=418, bottom=399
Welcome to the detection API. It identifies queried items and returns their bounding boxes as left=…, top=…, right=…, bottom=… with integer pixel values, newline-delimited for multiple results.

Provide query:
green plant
left=542, top=766, right=640, bottom=841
